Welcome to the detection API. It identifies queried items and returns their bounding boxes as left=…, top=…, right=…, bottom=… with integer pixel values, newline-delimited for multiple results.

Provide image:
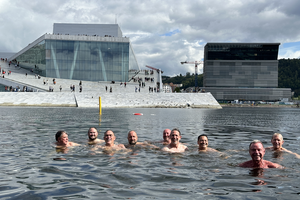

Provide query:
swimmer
left=125, top=130, right=158, bottom=149
left=265, top=133, right=300, bottom=159
left=198, top=134, right=218, bottom=152
left=87, top=127, right=104, bottom=145
left=55, top=130, right=80, bottom=149
left=101, top=130, right=125, bottom=149
left=239, top=140, right=283, bottom=168
left=162, top=129, right=171, bottom=144
left=162, top=128, right=188, bottom=153
left=148, top=129, right=171, bottom=145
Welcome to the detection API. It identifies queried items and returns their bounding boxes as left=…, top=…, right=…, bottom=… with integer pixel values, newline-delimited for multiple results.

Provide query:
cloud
left=1, top=0, right=300, bottom=76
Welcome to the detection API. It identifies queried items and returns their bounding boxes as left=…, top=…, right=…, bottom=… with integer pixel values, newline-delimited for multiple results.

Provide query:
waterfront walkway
left=0, top=60, right=221, bottom=108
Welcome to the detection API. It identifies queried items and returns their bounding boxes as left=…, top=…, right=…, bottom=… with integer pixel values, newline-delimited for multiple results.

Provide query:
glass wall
left=16, top=39, right=140, bottom=82
left=14, top=41, right=46, bottom=76
left=205, top=44, right=279, bottom=60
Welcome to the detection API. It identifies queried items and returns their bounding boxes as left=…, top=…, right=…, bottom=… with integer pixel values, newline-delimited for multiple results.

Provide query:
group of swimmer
left=55, top=128, right=300, bottom=169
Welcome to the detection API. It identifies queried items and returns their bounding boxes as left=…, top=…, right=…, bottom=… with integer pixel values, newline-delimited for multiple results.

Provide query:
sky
left=1, top=0, right=300, bottom=77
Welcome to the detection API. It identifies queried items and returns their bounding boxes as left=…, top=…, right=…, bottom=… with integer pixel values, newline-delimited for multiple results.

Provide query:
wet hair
left=55, top=130, right=67, bottom=141
left=198, top=134, right=208, bottom=141
left=104, top=129, right=113, bottom=135
left=249, top=140, right=264, bottom=149
left=171, top=128, right=181, bottom=136
left=272, top=133, right=283, bottom=140
left=88, top=127, right=98, bottom=134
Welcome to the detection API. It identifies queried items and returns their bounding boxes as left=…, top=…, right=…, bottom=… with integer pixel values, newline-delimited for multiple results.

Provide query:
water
left=1, top=106, right=300, bottom=199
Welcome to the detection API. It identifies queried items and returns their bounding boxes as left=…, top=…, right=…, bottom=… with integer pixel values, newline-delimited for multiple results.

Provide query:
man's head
left=271, top=133, right=284, bottom=150
left=56, top=130, right=68, bottom=145
left=88, top=127, right=98, bottom=141
left=128, top=130, right=138, bottom=145
left=103, top=130, right=115, bottom=145
left=197, top=134, right=208, bottom=150
left=170, top=128, right=181, bottom=145
left=163, top=129, right=171, bottom=142
left=249, top=140, right=265, bottom=162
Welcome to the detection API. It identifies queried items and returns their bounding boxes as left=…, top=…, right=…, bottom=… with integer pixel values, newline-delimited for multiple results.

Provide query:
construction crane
left=180, top=61, right=203, bottom=92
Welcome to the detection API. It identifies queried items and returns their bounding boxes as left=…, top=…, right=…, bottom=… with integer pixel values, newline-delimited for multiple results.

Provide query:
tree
left=174, top=87, right=181, bottom=93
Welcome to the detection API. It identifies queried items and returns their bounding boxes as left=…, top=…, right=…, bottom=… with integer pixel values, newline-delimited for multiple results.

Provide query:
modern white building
left=9, top=23, right=140, bottom=82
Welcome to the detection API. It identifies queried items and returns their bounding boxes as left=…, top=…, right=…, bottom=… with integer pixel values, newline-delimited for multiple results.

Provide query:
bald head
left=128, top=130, right=138, bottom=145
left=163, top=129, right=171, bottom=142
left=88, top=127, right=98, bottom=141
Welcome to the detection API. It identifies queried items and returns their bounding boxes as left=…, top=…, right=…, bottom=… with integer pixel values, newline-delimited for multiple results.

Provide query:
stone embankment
left=0, top=92, right=221, bottom=108
left=0, top=60, right=221, bottom=109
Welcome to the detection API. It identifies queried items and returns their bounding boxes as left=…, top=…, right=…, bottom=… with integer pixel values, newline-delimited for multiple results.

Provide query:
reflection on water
left=0, top=107, right=300, bottom=199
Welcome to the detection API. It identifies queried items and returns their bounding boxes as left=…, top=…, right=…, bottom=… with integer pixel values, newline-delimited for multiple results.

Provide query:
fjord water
left=1, top=106, right=300, bottom=199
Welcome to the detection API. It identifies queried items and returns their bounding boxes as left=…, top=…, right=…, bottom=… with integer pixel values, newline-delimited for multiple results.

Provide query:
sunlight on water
left=0, top=107, right=300, bottom=199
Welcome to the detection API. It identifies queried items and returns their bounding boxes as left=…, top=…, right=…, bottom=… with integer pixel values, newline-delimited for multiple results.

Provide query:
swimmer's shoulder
left=162, top=146, right=171, bottom=152
left=265, top=146, right=273, bottom=150
left=264, top=160, right=283, bottom=168
left=69, top=142, right=80, bottom=146
left=117, top=144, right=126, bottom=149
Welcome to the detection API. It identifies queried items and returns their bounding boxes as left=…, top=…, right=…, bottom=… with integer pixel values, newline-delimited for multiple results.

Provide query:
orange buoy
left=134, top=113, right=143, bottom=115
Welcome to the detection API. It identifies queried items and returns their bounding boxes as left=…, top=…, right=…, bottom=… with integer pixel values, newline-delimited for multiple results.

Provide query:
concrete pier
left=0, top=60, right=221, bottom=109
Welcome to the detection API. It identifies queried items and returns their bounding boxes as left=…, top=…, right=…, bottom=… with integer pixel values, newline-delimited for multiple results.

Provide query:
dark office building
left=202, top=43, right=291, bottom=101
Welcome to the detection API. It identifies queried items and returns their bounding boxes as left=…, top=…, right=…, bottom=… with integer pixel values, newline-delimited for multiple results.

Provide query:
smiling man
left=162, top=129, right=171, bottom=144
left=162, top=128, right=188, bottom=153
left=197, top=134, right=218, bottom=152
left=266, top=133, right=300, bottom=159
left=125, top=130, right=158, bottom=149
left=239, top=140, right=283, bottom=168
left=102, top=130, right=125, bottom=149
left=87, top=127, right=104, bottom=145
left=55, top=130, right=80, bottom=149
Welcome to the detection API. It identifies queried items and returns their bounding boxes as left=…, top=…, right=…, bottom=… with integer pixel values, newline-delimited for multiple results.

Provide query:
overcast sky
left=1, top=0, right=300, bottom=76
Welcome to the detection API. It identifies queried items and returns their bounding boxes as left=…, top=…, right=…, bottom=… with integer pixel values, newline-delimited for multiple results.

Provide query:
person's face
left=128, top=131, right=138, bottom=145
left=104, top=131, right=115, bottom=144
left=249, top=143, right=265, bottom=162
left=198, top=136, right=208, bottom=149
left=271, top=135, right=284, bottom=150
left=163, top=129, right=171, bottom=142
left=170, top=130, right=181, bottom=144
left=88, top=128, right=98, bottom=141
left=58, top=133, right=68, bottom=145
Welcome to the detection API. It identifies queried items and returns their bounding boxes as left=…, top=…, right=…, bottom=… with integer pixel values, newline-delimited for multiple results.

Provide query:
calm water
left=1, top=106, right=300, bottom=199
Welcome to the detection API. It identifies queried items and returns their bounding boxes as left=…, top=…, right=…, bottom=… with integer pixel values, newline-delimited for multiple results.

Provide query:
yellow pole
left=99, top=97, right=102, bottom=115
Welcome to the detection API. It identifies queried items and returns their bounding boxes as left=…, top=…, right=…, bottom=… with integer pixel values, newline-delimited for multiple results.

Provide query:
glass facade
left=205, top=43, right=279, bottom=60
left=14, top=38, right=139, bottom=82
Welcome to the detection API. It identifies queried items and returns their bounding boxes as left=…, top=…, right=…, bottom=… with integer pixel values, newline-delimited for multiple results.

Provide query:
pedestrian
left=105, top=85, right=108, bottom=92
left=110, top=86, right=112, bottom=93
left=60, top=85, right=62, bottom=92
